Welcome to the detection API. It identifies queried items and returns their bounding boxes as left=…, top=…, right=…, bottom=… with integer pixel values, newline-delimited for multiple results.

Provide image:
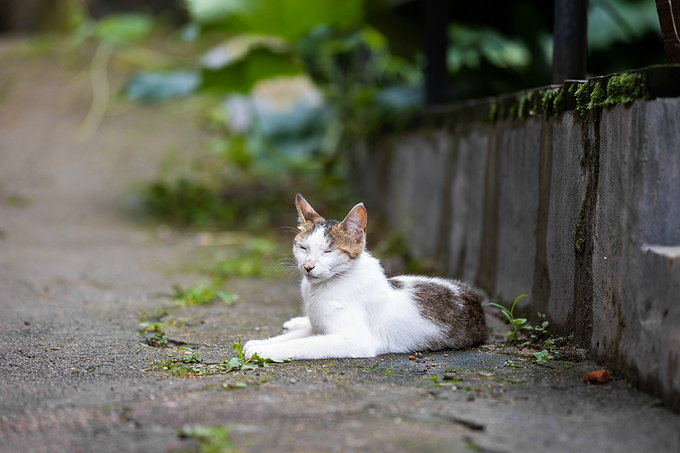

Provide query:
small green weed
left=484, top=294, right=528, bottom=342
left=533, top=349, right=554, bottom=366
left=214, top=336, right=289, bottom=372
left=178, top=346, right=201, bottom=364
left=153, top=337, right=288, bottom=377
left=156, top=347, right=203, bottom=377
left=171, top=280, right=238, bottom=307
left=524, top=312, right=550, bottom=343
left=178, top=425, right=238, bottom=453
left=139, top=321, right=169, bottom=347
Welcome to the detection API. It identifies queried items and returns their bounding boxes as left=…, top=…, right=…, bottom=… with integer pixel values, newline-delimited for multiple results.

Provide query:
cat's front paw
left=282, top=316, right=311, bottom=332
left=243, top=339, right=264, bottom=359
left=243, top=342, right=291, bottom=361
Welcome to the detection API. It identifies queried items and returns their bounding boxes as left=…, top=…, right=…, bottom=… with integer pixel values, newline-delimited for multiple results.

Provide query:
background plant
left=484, top=294, right=529, bottom=342
left=55, top=0, right=666, bottom=234
left=170, top=280, right=238, bottom=307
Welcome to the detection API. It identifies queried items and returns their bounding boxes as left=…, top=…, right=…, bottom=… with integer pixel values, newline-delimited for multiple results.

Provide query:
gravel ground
left=1, top=39, right=679, bottom=453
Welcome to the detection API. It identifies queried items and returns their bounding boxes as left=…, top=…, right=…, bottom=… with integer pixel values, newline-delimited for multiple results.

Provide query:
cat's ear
left=339, top=203, right=367, bottom=240
left=295, top=194, right=324, bottom=225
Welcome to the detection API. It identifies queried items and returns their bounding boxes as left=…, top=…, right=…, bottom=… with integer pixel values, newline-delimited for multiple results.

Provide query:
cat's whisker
left=279, top=225, right=300, bottom=236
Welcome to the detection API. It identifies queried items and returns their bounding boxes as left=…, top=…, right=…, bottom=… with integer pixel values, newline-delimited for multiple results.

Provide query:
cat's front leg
left=246, top=334, right=379, bottom=360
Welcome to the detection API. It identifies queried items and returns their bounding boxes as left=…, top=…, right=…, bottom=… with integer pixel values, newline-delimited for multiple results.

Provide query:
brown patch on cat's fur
left=388, top=278, right=404, bottom=290
left=329, top=203, right=367, bottom=259
left=413, top=281, right=487, bottom=349
left=329, top=224, right=364, bottom=259
left=295, top=221, right=316, bottom=242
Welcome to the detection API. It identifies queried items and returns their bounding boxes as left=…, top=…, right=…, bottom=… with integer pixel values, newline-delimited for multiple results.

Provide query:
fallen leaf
left=583, top=369, right=611, bottom=385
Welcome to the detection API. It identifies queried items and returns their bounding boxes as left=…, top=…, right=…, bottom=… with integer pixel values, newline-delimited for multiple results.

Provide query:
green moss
left=552, top=87, right=567, bottom=115
left=592, top=113, right=601, bottom=178
left=488, top=101, right=498, bottom=123
left=497, top=103, right=507, bottom=121
left=541, top=88, right=560, bottom=116
left=516, top=92, right=536, bottom=119
left=479, top=71, right=649, bottom=125
left=605, top=72, right=650, bottom=105
left=573, top=214, right=586, bottom=253
left=573, top=83, right=593, bottom=114
left=587, top=83, right=607, bottom=110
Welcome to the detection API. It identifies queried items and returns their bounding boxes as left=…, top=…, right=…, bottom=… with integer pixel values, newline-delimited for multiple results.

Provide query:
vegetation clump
left=178, top=425, right=238, bottom=453
left=152, top=337, right=288, bottom=377
left=170, top=280, right=238, bottom=307
left=604, top=72, right=650, bottom=105
left=485, top=295, right=558, bottom=366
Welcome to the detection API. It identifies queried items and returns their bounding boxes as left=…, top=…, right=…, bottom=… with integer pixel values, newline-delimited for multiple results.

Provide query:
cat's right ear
left=295, top=194, right=324, bottom=226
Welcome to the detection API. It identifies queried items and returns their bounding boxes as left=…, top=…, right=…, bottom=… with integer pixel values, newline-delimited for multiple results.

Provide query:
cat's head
left=292, top=194, right=367, bottom=282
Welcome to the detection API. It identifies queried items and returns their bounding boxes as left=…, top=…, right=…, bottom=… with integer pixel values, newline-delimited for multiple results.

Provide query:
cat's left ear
left=340, top=203, right=367, bottom=241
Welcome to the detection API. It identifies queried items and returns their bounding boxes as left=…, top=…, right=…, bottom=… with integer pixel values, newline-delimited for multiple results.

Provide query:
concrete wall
left=352, top=81, right=680, bottom=410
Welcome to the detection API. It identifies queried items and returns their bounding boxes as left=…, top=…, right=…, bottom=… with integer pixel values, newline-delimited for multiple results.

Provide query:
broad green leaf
left=201, top=48, right=302, bottom=94
left=225, top=357, right=242, bottom=371
left=233, top=338, right=244, bottom=360
left=186, top=0, right=364, bottom=42
left=124, top=71, right=201, bottom=103
left=94, top=13, right=153, bottom=46
left=201, top=35, right=289, bottom=70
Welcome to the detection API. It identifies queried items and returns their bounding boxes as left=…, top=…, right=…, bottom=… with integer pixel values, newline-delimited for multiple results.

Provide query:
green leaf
left=125, top=71, right=201, bottom=103
left=233, top=337, right=244, bottom=361
left=94, top=13, right=153, bottom=46
left=216, top=290, right=239, bottom=304
left=201, top=35, right=289, bottom=69
left=224, top=357, right=242, bottom=371
left=186, top=0, right=364, bottom=42
left=179, top=425, right=236, bottom=452
left=201, top=47, right=302, bottom=94
left=510, top=294, right=528, bottom=314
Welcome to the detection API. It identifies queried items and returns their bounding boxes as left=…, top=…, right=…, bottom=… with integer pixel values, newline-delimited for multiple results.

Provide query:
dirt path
left=1, top=39, right=679, bottom=453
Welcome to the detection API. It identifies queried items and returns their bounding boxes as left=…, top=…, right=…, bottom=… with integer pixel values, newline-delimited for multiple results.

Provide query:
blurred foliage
left=588, top=0, right=666, bottom=75
left=208, top=236, right=283, bottom=279
left=57, top=0, right=665, bottom=233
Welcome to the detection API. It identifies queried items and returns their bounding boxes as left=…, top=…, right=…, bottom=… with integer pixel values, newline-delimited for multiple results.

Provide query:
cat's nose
left=304, top=263, right=315, bottom=273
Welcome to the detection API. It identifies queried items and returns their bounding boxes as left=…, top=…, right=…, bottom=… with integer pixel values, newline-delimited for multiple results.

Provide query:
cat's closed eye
left=299, top=246, right=307, bottom=251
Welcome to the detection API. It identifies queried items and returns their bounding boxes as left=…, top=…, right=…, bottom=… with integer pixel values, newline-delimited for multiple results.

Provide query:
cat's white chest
left=302, top=280, right=366, bottom=336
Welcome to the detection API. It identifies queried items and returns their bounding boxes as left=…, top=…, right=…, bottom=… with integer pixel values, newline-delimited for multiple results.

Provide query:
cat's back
left=387, top=275, right=486, bottom=349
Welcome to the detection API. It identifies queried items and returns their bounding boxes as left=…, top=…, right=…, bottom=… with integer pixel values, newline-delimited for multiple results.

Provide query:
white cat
left=243, top=194, right=486, bottom=360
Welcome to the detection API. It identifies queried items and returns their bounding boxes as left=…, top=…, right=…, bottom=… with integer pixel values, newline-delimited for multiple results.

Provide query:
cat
left=243, top=194, right=487, bottom=360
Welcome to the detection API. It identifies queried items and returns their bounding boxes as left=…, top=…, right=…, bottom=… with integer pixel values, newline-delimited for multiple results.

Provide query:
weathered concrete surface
left=355, top=73, right=680, bottom=411
left=2, top=40, right=680, bottom=453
